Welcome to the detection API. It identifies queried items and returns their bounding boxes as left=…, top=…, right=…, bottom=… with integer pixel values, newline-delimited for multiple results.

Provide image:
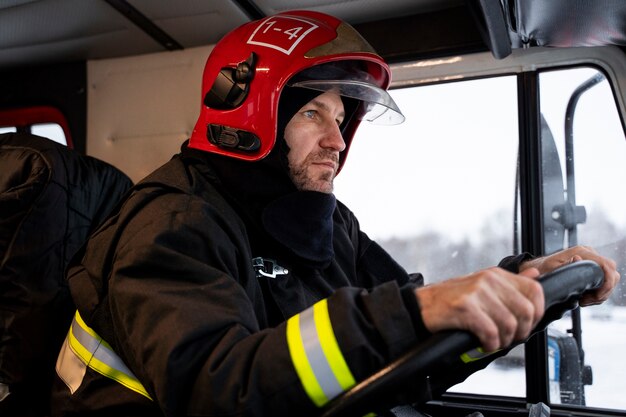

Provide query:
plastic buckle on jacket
left=252, top=257, right=289, bottom=279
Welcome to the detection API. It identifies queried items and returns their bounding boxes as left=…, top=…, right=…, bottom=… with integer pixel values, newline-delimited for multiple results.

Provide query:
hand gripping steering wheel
left=321, top=260, right=605, bottom=417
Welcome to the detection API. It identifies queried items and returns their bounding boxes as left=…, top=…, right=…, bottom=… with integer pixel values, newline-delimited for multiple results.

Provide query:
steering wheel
left=321, top=260, right=604, bottom=417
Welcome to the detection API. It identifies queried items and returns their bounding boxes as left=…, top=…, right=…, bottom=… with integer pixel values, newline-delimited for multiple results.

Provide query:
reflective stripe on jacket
left=56, top=311, right=152, bottom=400
left=286, top=298, right=355, bottom=407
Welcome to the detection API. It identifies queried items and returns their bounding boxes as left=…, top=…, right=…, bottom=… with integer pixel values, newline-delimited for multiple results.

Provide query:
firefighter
left=51, top=10, right=619, bottom=417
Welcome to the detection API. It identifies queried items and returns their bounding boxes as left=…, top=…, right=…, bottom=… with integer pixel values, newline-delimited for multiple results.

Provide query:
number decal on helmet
left=248, top=16, right=318, bottom=55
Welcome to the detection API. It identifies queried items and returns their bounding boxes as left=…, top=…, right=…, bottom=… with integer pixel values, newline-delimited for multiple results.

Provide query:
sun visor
left=290, top=79, right=405, bottom=125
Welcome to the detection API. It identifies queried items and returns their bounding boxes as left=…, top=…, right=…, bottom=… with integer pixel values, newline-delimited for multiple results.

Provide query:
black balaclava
left=190, top=86, right=359, bottom=268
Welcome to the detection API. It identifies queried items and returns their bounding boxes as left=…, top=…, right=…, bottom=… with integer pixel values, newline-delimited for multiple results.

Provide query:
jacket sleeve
left=71, top=189, right=437, bottom=417
left=313, top=202, right=432, bottom=394
left=498, top=252, right=535, bottom=272
left=335, top=199, right=430, bottom=344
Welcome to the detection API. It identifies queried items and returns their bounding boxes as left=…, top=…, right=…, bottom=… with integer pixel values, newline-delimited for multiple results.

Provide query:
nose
left=320, top=122, right=346, bottom=152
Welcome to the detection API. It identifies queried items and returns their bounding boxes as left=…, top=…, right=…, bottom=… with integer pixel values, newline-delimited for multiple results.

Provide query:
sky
left=334, top=75, right=520, bottom=242
left=334, top=66, right=626, bottom=243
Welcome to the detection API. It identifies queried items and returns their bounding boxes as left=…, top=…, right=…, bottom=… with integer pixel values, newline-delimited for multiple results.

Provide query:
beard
left=288, top=150, right=339, bottom=193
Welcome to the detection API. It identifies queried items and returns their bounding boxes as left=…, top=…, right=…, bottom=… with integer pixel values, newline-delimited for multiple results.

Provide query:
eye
left=303, top=109, right=317, bottom=119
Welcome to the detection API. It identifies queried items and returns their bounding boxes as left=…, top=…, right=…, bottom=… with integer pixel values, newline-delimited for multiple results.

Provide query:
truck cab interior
left=1, top=1, right=625, bottom=417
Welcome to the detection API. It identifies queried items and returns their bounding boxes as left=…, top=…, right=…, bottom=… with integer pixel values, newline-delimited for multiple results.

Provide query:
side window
left=335, top=66, right=626, bottom=409
left=540, top=67, right=626, bottom=410
left=334, top=75, right=525, bottom=397
left=30, top=123, right=68, bottom=146
left=336, top=76, right=520, bottom=279
left=0, top=106, right=71, bottom=147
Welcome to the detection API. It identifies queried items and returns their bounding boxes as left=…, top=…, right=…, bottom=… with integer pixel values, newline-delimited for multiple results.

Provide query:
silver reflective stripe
left=299, top=306, right=343, bottom=401
left=59, top=312, right=152, bottom=400
left=287, top=299, right=356, bottom=407
left=71, top=317, right=136, bottom=378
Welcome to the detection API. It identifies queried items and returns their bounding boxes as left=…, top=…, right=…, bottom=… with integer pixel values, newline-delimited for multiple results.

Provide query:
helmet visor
left=290, top=79, right=404, bottom=125
left=288, top=61, right=404, bottom=125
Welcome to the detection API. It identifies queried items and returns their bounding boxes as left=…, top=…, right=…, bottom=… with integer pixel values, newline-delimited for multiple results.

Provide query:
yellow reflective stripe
left=287, top=313, right=328, bottom=407
left=286, top=299, right=356, bottom=407
left=314, top=299, right=355, bottom=390
left=460, top=347, right=499, bottom=363
left=69, top=311, right=152, bottom=400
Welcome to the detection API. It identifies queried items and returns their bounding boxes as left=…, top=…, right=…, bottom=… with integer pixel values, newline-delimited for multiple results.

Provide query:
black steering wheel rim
left=321, top=260, right=604, bottom=417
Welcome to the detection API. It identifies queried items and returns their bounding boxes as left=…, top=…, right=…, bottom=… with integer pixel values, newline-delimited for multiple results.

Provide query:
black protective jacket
left=52, top=143, right=525, bottom=417
left=0, top=132, right=132, bottom=417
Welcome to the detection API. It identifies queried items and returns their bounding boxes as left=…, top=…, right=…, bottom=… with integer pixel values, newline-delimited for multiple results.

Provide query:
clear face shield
left=288, top=62, right=405, bottom=125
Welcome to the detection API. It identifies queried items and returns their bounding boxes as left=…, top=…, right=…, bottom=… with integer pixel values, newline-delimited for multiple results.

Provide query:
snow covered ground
left=450, top=305, right=626, bottom=411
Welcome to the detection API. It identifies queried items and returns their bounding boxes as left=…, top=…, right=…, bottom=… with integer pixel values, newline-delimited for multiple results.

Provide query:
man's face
left=284, top=91, right=347, bottom=193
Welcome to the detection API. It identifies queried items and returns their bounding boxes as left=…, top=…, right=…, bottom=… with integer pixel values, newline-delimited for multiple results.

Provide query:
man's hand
left=415, top=267, right=544, bottom=352
left=520, top=245, right=620, bottom=306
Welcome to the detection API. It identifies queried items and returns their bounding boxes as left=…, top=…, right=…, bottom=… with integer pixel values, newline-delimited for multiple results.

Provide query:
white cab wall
left=87, top=45, right=212, bottom=183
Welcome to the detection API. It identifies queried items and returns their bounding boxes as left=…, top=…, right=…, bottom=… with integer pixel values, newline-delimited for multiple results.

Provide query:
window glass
left=0, top=107, right=70, bottom=147
left=336, top=67, right=626, bottom=405
left=31, top=123, right=67, bottom=146
left=539, top=67, right=626, bottom=410
left=334, top=75, right=524, bottom=397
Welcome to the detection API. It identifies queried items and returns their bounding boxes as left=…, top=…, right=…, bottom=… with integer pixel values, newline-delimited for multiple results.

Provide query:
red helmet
left=189, top=10, right=403, bottom=167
